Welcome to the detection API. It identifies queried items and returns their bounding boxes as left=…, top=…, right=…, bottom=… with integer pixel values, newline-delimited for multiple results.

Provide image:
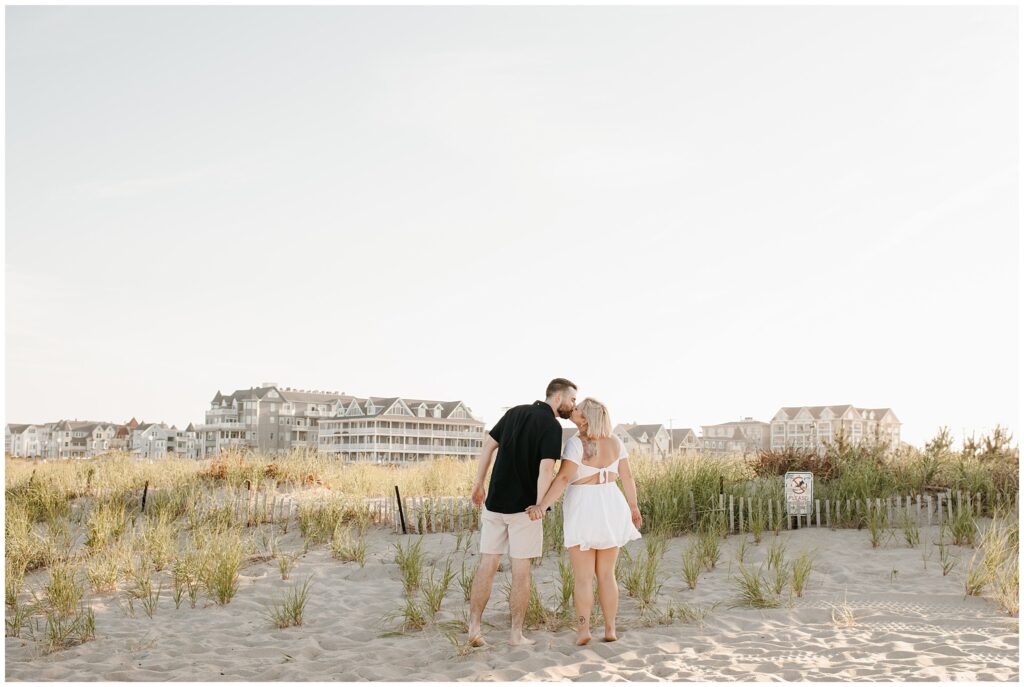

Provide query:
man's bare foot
left=509, top=632, right=535, bottom=646
left=468, top=622, right=485, bottom=647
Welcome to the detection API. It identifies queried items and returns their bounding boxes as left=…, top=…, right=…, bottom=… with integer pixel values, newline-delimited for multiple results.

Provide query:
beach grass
left=268, top=577, right=312, bottom=629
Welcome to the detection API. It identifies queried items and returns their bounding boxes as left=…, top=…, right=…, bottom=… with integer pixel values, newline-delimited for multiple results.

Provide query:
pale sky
left=5, top=5, right=1019, bottom=447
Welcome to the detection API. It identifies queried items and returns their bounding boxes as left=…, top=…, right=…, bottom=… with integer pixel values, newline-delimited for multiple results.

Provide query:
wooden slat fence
left=77, top=484, right=1018, bottom=537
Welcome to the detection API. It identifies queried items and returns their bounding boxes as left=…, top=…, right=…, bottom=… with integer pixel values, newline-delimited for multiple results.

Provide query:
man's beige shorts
left=479, top=507, right=543, bottom=559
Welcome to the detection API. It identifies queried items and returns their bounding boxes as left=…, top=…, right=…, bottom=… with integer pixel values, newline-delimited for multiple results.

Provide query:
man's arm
left=471, top=435, right=499, bottom=508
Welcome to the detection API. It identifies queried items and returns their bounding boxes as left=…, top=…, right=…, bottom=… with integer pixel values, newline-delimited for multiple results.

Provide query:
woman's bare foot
left=602, top=631, right=618, bottom=642
left=575, top=616, right=592, bottom=645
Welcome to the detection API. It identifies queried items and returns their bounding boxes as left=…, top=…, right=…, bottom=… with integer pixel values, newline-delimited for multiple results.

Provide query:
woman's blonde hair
left=577, top=397, right=613, bottom=438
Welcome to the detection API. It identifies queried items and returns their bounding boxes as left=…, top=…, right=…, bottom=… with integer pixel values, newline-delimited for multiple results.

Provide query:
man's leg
left=467, top=553, right=502, bottom=646
left=506, top=510, right=544, bottom=645
left=509, top=556, right=535, bottom=646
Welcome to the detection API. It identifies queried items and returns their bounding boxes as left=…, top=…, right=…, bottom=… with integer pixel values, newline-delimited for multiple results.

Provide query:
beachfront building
left=614, top=423, right=671, bottom=458
left=196, top=383, right=354, bottom=457
left=318, top=397, right=486, bottom=463
left=196, top=382, right=485, bottom=461
left=670, top=428, right=702, bottom=454
left=701, top=418, right=771, bottom=455
left=130, top=422, right=200, bottom=459
left=6, top=424, right=50, bottom=457
left=34, top=420, right=119, bottom=459
left=112, top=418, right=139, bottom=452
left=770, top=405, right=901, bottom=451
left=6, top=418, right=197, bottom=460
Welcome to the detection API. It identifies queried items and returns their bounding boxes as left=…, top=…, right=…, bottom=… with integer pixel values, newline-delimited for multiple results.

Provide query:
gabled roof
left=7, top=424, right=32, bottom=434
left=562, top=427, right=579, bottom=446
left=775, top=405, right=897, bottom=422
left=626, top=424, right=665, bottom=443
left=777, top=405, right=850, bottom=420
left=671, top=428, right=697, bottom=444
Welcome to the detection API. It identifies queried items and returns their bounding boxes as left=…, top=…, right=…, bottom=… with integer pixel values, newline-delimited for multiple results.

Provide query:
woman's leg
left=568, top=545, right=596, bottom=645
left=595, top=546, right=620, bottom=641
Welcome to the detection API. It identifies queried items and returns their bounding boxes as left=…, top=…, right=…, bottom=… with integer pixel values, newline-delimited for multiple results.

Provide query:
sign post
left=784, top=471, right=813, bottom=529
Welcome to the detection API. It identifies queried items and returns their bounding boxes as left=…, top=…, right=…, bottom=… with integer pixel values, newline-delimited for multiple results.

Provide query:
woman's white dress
left=561, top=435, right=642, bottom=551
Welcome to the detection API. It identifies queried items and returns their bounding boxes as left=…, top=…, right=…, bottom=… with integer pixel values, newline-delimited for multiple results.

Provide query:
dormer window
left=418, top=404, right=427, bottom=418
left=433, top=405, right=442, bottom=418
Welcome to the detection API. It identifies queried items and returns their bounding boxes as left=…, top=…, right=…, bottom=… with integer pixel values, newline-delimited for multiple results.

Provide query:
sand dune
left=6, top=524, right=1018, bottom=681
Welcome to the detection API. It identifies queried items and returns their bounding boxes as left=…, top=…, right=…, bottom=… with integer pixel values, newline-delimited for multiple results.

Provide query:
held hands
left=525, top=505, right=545, bottom=521
left=630, top=505, right=643, bottom=529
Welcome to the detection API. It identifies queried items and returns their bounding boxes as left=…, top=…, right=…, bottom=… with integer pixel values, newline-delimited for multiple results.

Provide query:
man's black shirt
left=484, top=401, right=563, bottom=514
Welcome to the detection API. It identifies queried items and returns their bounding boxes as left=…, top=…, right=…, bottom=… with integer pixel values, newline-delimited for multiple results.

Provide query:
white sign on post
left=784, top=471, right=813, bottom=517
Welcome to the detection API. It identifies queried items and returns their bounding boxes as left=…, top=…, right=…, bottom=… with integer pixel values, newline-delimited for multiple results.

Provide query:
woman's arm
left=540, top=460, right=578, bottom=509
left=526, top=460, right=578, bottom=519
left=618, top=458, right=643, bottom=529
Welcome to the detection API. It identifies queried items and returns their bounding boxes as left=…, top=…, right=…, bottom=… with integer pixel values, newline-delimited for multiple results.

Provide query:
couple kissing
left=468, top=378, right=642, bottom=647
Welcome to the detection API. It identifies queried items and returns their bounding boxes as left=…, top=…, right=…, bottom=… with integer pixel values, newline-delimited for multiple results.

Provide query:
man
left=467, top=378, right=577, bottom=646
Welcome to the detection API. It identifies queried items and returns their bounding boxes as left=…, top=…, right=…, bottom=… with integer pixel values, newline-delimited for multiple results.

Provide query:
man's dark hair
left=545, top=378, right=578, bottom=399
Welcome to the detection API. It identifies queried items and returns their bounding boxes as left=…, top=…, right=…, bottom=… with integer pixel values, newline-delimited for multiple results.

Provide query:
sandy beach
left=5, top=522, right=1018, bottom=681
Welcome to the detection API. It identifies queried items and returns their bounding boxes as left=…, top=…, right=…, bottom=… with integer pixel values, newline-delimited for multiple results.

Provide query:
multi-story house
left=197, top=383, right=485, bottom=462
left=769, top=405, right=901, bottom=451
left=130, top=422, right=199, bottom=459
left=318, top=396, right=485, bottom=463
left=670, top=428, right=702, bottom=454
left=197, top=387, right=358, bottom=456
left=35, top=420, right=119, bottom=459
left=6, top=424, right=47, bottom=457
left=112, top=418, right=139, bottom=452
left=6, top=418, right=193, bottom=460
left=196, top=383, right=355, bottom=457
left=614, top=423, right=671, bottom=458
left=701, top=418, right=771, bottom=455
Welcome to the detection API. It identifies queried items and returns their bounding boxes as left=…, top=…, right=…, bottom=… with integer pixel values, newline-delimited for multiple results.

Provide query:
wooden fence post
left=394, top=486, right=407, bottom=534
left=728, top=495, right=734, bottom=533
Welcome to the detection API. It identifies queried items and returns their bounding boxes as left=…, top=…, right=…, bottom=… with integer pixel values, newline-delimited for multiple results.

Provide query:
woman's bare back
left=573, top=436, right=621, bottom=485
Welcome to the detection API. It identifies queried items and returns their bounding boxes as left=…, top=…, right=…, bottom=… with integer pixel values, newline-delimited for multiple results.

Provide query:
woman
left=526, top=397, right=642, bottom=645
